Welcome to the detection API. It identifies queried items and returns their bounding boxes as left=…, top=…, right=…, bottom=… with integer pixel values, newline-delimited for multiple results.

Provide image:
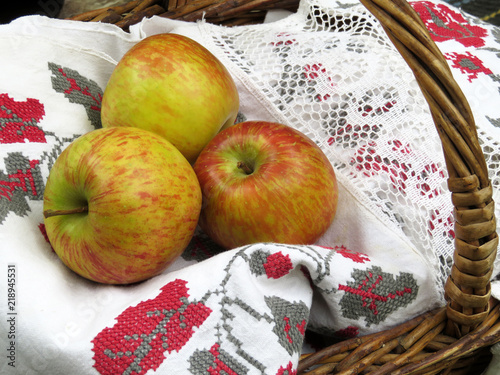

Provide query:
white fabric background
left=0, top=0, right=499, bottom=374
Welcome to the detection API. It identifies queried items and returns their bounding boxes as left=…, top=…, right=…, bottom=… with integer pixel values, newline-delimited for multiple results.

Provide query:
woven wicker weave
left=69, top=0, right=500, bottom=373
left=68, top=0, right=300, bottom=28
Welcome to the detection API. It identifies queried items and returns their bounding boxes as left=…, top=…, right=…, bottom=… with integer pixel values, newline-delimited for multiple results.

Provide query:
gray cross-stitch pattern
left=248, top=249, right=272, bottom=276
left=48, top=62, right=103, bottom=129
left=188, top=345, right=249, bottom=375
left=339, top=266, right=419, bottom=327
left=0, top=152, right=44, bottom=223
left=265, top=296, right=309, bottom=356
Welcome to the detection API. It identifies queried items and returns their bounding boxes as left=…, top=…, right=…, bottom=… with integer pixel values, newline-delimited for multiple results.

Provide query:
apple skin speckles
left=43, top=127, right=202, bottom=285
left=193, top=121, right=338, bottom=250
left=101, top=33, right=239, bottom=164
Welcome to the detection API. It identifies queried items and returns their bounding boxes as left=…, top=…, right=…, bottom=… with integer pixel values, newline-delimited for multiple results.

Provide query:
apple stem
left=44, top=206, right=89, bottom=218
left=237, top=161, right=254, bottom=175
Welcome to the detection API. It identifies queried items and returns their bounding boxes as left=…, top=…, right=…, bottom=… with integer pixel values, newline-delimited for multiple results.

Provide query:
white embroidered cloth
left=0, top=0, right=499, bottom=374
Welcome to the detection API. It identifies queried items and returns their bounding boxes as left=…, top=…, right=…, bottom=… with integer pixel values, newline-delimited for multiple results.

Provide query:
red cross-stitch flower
left=445, top=51, right=493, bottom=82
left=276, top=361, right=297, bottom=375
left=411, top=1, right=488, bottom=48
left=0, top=93, right=46, bottom=144
left=264, top=251, right=294, bottom=279
left=92, top=279, right=211, bottom=375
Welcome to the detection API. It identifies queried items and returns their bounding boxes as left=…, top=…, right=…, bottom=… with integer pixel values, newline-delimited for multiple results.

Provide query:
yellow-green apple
left=43, top=127, right=202, bottom=284
left=101, top=33, right=240, bottom=164
left=193, top=121, right=338, bottom=249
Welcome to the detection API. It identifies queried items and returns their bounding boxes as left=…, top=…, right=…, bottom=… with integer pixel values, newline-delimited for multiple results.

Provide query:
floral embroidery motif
left=264, top=252, right=294, bottom=279
left=445, top=51, right=493, bottom=82
left=189, top=343, right=248, bottom=375
left=266, top=296, right=308, bottom=355
left=339, top=266, right=418, bottom=327
left=1, top=63, right=105, bottom=227
left=0, top=153, right=45, bottom=223
left=91, top=245, right=319, bottom=375
left=248, top=249, right=294, bottom=279
left=411, top=1, right=488, bottom=47
left=92, top=279, right=212, bottom=375
left=0, top=93, right=46, bottom=144
left=48, top=62, right=103, bottom=129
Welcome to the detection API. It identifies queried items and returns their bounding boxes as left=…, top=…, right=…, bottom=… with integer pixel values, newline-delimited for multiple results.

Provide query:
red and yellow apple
left=101, top=33, right=240, bottom=164
left=193, top=121, right=338, bottom=249
left=43, top=127, right=202, bottom=284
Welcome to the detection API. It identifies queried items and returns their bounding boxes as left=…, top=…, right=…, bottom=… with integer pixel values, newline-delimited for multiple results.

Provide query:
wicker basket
left=68, top=0, right=500, bottom=373
left=67, top=0, right=301, bottom=28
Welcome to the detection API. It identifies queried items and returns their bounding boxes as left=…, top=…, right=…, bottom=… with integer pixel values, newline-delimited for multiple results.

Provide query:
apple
left=43, top=127, right=202, bottom=284
left=193, top=121, right=338, bottom=249
left=101, top=33, right=240, bottom=164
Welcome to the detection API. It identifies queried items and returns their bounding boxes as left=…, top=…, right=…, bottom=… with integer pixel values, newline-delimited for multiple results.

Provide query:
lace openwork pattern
left=201, top=0, right=500, bottom=292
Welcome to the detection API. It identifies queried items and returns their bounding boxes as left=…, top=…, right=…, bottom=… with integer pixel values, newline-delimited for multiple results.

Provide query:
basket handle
left=359, top=0, right=498, bottom=337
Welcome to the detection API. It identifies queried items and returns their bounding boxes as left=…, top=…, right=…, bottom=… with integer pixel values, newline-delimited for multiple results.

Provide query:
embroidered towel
left=0, top=0, right=499, bottom=374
